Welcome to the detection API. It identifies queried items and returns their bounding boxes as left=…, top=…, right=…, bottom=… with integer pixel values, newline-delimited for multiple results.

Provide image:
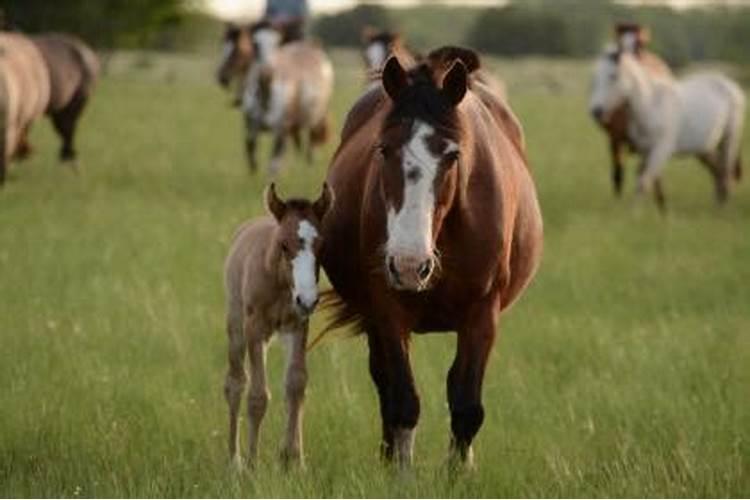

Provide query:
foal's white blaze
left=365, top=42, right=387, bottom=70
left=386, top=121, right=457, bottom=260
left=291, top=220, right=319, bottom=312
left=589, top=49, right=622, bottom=119
left=619, top=32, right=638, bottom=53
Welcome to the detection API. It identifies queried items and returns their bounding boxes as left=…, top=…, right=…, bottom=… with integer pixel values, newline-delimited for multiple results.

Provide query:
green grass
left=0, top=49, right=748, bottom=497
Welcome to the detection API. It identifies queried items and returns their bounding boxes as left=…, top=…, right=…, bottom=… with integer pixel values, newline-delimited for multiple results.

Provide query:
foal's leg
left=246, top=321, right=270, bottom=465
left=368, top=329, right=420, bottom=467
left=224, top=313, right=247, bottom=468
left=447, top=299, right=498, bottom=468
left=637, top=143, right=674, bottom=201
left=610, top=137, right=625, bottom=197
left=698, top=152, right=727, bottom=204
left=280, top=328, right=308, bottom=467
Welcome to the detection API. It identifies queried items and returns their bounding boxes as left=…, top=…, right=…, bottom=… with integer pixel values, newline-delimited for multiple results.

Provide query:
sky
left=204, top=0, right=750, bottom=19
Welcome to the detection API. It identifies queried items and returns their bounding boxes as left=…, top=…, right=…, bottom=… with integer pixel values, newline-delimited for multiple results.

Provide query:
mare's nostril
left=417, top=260, right=433, bottom=280
left=295, top=296, right=303, bottom=307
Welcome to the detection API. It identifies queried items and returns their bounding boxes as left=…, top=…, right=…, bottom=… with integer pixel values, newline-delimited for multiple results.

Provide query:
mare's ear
left=265, top=183, right=286, bottom=221
left=313, top=183, right=335, bottom=222
left=442, top=60, right=468, bottom=106
left=382, top=56, right=408, bottom=101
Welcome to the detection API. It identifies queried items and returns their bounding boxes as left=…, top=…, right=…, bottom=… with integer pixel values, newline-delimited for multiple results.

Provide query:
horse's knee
left=247, top=390, right=269, bottom=418
left=393, top=386, right=420, bottom=430
left=451, top=402, right=485, bottom=445
left=224, top=372, right=246, bottom=405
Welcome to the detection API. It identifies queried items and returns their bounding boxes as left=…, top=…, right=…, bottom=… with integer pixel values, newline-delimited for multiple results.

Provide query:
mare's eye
left=377, top=144, right=390, bottom=158
left=444, top=151, right=460, bottom=164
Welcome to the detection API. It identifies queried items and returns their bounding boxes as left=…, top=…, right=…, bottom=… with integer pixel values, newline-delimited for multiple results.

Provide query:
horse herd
left=0, top=21, right=745, bottom=471
left=214, top=21, right=745, bottom=471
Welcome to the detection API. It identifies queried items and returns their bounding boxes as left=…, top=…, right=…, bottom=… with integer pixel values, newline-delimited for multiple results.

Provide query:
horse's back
left=32, top=33, right=99, bottom=113
left=275, top=41, right=334, bottom=125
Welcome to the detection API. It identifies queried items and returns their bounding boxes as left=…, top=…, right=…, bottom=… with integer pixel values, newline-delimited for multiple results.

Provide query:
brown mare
left=224, top=183, right=333, bottom=468
left=33, top=33, right=99, bottom=163
left=592, top=23, right=672, bottom=202
left=0, top=32, right=50, bottom=185
left=320, top=47, right=543, bottom=467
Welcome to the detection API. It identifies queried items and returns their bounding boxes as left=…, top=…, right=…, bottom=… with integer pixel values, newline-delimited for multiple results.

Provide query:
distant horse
left=216, top=21, right=308, bottom=107
left=360, top=28, right=507, bottom=101
left=241, top=22, right=333, bottom=175
left=591, top=23, right=673, bottom=200
left=590, top=44, right=745, bottom=208
left=223, top=183, right=333, bottom=468
left=320, top=47, right=543, bottom=467
left=33, top=33, right=99, bottom=163
left=0, top=32, right=50, bottom=185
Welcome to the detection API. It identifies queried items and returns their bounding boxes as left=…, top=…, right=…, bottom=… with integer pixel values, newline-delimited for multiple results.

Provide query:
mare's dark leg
left=51, top=89, right=88, bottom=164
left=244, top=117, right=258, bottom=173
left=447, top=297, right=498, bottom=467
left=367, top=327, right=420, bottom=466
left=268, top=132, right=287, bottom=176
left=610, top=137, right=625, bottom=197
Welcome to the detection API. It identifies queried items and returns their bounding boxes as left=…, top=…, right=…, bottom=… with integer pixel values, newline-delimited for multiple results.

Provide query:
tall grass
left=0, top=50, right=747, bottom=497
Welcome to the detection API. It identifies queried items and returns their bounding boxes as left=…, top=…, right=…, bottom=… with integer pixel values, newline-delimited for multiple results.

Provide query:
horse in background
left=0, top=32, right=50, bottom=185
left=320, top=47, right=542, bottom=468
left=223, top=183, right=333, bottom=468
left=33, top=33, right=99, bottom=164
left=241, top=21, right=333, bottom=175
left=591, top=23, right=673, bottom=201
left=360, top=27, right=508, bottom=102
left=590, top=43, right=745, bottom=209
left=216, top=21, right=308, bottom=107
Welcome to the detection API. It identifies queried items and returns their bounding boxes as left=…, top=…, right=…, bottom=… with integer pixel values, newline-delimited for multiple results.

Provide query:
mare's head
left=266, top=183, right=334, bottom=317
left=376, top=50, right=473, bottom=292
left=361, top=27, right=402, bottom=71
left=217, top=23, right=253, bottom=87
left=589, top=45, right=638, bottom=125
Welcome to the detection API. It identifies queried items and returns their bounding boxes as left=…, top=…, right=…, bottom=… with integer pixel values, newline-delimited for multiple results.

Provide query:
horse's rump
left=32, top=34, right=99, bottom=113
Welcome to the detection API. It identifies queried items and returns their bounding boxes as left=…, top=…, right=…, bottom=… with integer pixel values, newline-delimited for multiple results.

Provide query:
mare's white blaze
left=253, top=28, right=281, bottom=63
left=365, top=42, right=387, bottom=70
left=291, top=220, right=318, bottom=309
left=386, top=121, right=456, bottom=258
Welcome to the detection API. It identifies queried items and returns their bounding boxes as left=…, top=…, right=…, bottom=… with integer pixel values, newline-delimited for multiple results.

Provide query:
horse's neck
left=622, top=56, right=664, bottom=130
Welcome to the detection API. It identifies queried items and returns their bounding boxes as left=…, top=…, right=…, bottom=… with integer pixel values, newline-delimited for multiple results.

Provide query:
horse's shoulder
left=339, top=88, right=385, bottom=142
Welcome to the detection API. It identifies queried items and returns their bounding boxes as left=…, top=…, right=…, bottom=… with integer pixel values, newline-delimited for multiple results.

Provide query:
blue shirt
left=265, top=0, right=309, bottom=19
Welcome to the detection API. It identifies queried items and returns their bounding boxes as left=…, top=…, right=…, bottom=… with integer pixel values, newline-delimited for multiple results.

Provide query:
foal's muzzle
left=590, top=106, right=605, bottom=123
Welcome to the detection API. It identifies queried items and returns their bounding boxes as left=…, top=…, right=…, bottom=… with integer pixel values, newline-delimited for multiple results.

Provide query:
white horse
left=590, top=45, right=745, bottom=208
left=242, top=23, right=333, bottom=176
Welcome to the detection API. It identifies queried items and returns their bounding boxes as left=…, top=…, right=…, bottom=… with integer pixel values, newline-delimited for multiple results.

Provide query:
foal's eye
left=280, top=243, right=289, bottom=255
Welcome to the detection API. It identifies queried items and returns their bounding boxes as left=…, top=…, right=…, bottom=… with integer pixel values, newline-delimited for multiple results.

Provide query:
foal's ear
left=313, top=182, right=335, bottom=222
left=442, top=60, right=468, bottom=106
left=265, top=183, right=287, bottom=221
left=382, top=56, right=408, bottom=101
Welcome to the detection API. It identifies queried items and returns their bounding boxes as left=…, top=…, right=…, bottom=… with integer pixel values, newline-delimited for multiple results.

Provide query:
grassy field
left=0, top=49, right=748, bottom=497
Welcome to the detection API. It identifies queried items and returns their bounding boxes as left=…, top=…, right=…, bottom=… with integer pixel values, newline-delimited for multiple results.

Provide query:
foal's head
left=266, top=183, right=334, bottom=317
left=217, top=23, right=253, bottom=87
left=376, top=52, right=470, bottom=292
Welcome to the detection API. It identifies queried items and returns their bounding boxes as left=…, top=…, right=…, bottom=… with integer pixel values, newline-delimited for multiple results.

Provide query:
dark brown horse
left=591, top=23, right=672, bottom=201
left=32, top=33, right=99, bottom=163
left=320, top=47, right=543, bottom=467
